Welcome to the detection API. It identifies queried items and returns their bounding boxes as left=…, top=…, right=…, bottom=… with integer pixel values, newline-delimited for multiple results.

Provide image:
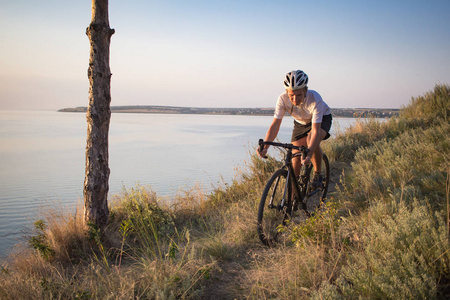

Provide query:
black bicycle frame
left=288, top=149, right=308, bottom=211
left=259, top=140, right=308, bottom=213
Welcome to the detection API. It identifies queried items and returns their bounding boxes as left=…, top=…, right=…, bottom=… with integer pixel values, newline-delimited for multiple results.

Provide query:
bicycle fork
left=268, top=168, right=304, bottom=212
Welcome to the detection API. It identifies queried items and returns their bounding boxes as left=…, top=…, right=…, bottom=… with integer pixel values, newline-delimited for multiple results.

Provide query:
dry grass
left=1, top=84, right=449, bottom=299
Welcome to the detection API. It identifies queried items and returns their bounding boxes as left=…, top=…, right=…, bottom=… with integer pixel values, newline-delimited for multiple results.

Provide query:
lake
left=0, top=110, right=358, bottom=259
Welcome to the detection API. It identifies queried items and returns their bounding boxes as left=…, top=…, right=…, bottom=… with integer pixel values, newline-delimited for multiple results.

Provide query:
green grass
left=1, top=84, right=449, bottom=299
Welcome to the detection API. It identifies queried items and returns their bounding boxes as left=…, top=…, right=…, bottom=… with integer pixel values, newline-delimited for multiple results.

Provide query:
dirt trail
left=200, top=163, right=346, bottom=299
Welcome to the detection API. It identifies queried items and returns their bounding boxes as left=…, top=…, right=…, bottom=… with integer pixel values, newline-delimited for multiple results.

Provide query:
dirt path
left=200, top=259, right=252, bottom=299
left=327, top=161, right=347, bottom=197
left=200, top=162, right=346, bottom=299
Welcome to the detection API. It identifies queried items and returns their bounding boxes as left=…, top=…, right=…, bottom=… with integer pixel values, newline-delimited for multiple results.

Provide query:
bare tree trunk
left=84, top=0, right=114, bottom=229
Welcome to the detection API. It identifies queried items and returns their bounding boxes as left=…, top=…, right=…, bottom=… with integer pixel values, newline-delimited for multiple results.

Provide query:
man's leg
left=292, top=137, right=308, bottom=178
left=307, top=128, right=327, bottom=174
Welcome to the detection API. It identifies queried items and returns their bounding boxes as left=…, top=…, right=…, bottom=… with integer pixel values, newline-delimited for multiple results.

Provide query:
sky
left=0, top=0, right=449, bottom=110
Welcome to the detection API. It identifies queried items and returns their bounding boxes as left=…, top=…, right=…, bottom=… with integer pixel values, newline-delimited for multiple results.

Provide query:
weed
left=28, top=220, right=55, bottom=261
left=110, top=185, right=176, bottom=259
left=290, top=201, right=340, bottom=245
left=336, top=200, right=450, bottom=299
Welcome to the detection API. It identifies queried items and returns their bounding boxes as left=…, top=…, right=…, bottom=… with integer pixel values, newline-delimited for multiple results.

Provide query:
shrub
left=400, top=84, right=449, bottom=123
left=325, top=118, right=393, bottom=163
left=28, top=220, right=55, bottom=262
left=345, top=122, right=449, bottom=209
left=336, top=200, right=450, bottom=299
left=110, top=185, right=176, bottom=259
left=290, top=201, right=340, bottom=245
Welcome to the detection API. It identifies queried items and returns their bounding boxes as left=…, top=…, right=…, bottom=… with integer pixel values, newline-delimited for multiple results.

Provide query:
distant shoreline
left=58, top=105, right=400, bottom=118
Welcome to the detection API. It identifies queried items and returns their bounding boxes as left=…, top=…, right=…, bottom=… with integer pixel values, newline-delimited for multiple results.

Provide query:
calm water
left=0, top=110, right=357, bottom=258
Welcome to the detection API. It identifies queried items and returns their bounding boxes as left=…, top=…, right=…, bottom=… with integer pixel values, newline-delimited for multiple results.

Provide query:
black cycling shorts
left=291, top=114, right=332, bottom=142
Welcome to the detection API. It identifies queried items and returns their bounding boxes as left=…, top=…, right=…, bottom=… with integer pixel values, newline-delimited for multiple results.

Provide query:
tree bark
left=84, top=0, right=114, bottom=229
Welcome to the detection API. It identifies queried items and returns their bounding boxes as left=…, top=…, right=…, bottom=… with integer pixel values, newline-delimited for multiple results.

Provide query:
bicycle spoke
left=257, top=169, right=291, bottom=246
left=257, top=140, right=331, bottom=246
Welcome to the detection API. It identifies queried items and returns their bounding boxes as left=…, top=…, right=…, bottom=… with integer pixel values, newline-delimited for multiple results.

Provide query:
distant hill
left=58, top=105, right=399, bottom=118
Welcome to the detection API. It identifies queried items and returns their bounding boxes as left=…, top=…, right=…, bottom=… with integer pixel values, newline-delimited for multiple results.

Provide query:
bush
left=400, top=84, right=449, bottom=123
left=344, top=122, right=449, bottom=209
left=336, top=200, right=450, bottom=299
left=110, top=185, right=176, bottom=258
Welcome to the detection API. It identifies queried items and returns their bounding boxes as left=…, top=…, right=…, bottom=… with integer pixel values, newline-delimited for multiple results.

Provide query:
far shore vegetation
left=1, top=84, right=449, bottom=299
left=59, top=105, right=399, bottom=119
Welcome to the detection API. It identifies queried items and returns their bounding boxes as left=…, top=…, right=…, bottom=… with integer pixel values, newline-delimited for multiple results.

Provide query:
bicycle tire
left=257, top=169, right=292, bottom=246
left=304, top=153, right=330, bottom=212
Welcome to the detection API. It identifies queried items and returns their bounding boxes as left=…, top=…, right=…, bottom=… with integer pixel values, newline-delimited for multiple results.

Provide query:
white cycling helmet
left=283, top=70, right=308, bottom=90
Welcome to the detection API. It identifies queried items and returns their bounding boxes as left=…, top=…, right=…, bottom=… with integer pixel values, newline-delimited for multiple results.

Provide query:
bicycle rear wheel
left=304, top=153, right=330, bottom=212
left=257, top=169, right=292, bottom=246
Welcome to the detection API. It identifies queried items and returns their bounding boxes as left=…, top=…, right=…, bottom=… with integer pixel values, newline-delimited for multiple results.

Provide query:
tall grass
left=336, top=200, right=450, bottom=299
left=0, top=84, right=449, bottom=299
left=310, top=84, right=450, bottom=299
left=250, top=84, right=450, bottom=299
left=400, top=84, right=449, bottom=123
left=342, top=122, right=449, bottom=210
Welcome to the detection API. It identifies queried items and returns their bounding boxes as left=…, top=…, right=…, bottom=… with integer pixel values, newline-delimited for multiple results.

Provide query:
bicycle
left=257, top=139, right=330, bottom=246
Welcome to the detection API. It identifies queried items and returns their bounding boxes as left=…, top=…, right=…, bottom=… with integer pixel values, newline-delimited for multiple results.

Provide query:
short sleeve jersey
left=273, top=90, right=331, bottom=125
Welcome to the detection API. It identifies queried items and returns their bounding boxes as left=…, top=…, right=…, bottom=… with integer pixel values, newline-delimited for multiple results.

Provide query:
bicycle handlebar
left=258, top=139, right=310, bottom=159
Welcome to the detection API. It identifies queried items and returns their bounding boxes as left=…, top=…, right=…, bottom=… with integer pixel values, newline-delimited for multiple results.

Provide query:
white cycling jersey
left=274, top=90, right=331, bottom=125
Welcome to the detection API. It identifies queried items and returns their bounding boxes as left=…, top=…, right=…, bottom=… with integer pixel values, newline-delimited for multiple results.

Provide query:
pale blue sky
left=1, top=0, right=449, bottom=110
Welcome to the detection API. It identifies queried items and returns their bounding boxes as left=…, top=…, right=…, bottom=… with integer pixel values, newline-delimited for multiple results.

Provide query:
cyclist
left=257, top=70, right=332, bottom=186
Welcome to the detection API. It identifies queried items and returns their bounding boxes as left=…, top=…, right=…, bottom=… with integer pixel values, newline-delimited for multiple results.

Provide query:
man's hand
left=301, top=155, right=312, bottom=166
left=257, top=147, right=268, bottom=158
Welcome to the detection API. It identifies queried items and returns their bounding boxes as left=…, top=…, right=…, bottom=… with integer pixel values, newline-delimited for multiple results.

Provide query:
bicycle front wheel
left=304, top=153, right=330, bottom=212
left=257, top=169, right=291, bottom=246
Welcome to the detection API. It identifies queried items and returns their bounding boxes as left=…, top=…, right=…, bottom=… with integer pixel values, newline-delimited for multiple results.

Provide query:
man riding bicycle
left=257, top=70, right=332, bottom=187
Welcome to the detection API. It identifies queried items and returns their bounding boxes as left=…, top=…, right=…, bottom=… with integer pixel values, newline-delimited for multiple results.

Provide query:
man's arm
left=257, top=118, right=282, bottom=157
left=301, top=122, right=326, bottom=164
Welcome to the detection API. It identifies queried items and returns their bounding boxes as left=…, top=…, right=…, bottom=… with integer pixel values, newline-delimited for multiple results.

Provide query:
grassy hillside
left=1, top=84, right=449, bottom=299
